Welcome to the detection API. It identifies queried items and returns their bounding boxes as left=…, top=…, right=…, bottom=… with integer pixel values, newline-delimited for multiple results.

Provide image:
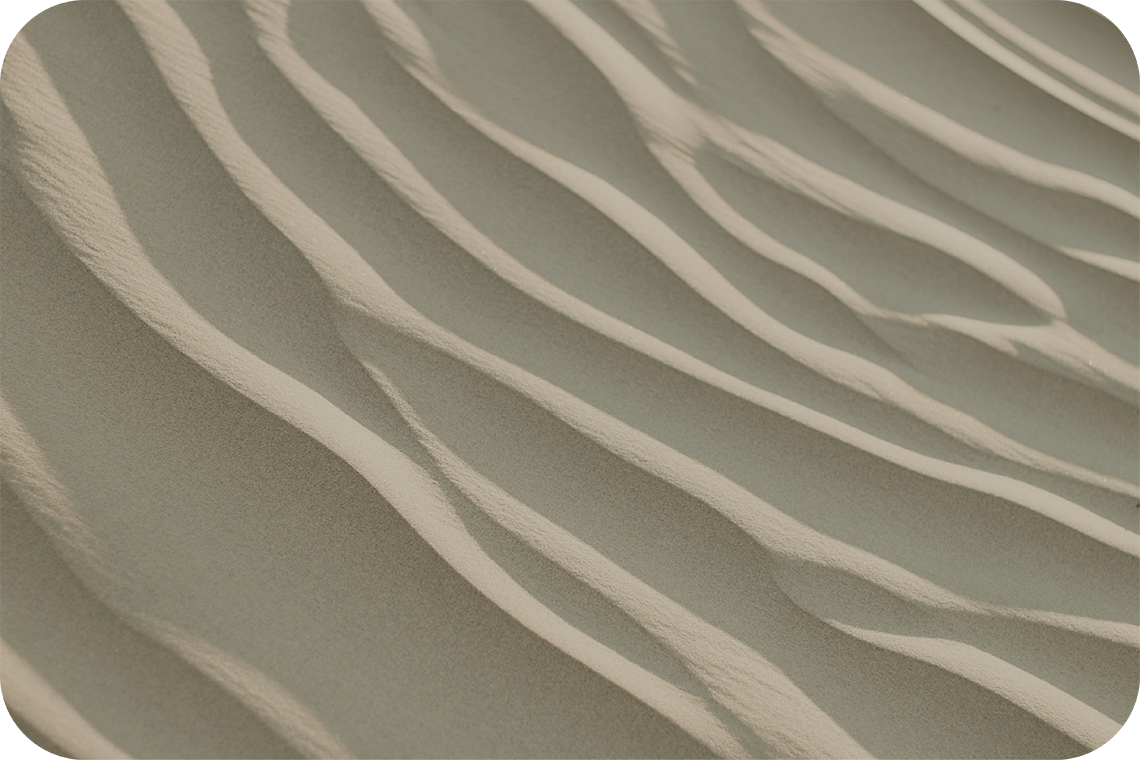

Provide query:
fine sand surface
left=1, top=1, right=1138, bottom=757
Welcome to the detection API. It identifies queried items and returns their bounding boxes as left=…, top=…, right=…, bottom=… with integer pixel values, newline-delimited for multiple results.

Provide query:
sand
left=0, top=1, right=1137, bottom=757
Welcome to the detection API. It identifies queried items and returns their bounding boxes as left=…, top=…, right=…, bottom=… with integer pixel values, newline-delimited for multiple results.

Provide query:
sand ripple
left=1, top=1, right=1137, bottom=757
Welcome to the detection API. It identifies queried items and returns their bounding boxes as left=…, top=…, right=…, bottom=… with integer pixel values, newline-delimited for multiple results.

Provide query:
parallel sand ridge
left=0, top=1, right=1138, bottom=757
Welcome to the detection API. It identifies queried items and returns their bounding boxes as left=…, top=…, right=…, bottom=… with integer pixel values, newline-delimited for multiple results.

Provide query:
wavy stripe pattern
left=1, top=1, right=1137, bottom=757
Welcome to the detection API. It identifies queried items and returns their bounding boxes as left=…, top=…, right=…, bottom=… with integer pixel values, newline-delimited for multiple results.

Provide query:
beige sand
left=0, top=1, right=1137, bottom=757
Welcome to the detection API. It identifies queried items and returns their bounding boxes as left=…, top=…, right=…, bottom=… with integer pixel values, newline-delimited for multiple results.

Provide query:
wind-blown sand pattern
left=0, top=1, right=1137, bottom=757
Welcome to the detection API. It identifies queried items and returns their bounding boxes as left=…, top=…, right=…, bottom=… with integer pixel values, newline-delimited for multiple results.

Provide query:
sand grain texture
left=0, top=1, right=1138, bottom=758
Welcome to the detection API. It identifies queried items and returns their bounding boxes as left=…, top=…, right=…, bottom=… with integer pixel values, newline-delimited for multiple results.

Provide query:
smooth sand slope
left=0, top=1, right=1138, bottom=757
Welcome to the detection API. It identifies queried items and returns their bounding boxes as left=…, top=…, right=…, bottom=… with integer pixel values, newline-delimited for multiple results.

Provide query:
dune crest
left=1, top=1, right=1137, bottom=757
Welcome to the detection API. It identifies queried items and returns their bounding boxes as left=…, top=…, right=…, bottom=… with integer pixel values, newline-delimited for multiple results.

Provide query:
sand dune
left=0, top=1, right=1137, bottom=757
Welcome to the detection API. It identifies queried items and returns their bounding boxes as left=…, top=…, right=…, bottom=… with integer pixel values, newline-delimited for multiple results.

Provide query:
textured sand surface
left=1, top=1, right=1138, bottom=757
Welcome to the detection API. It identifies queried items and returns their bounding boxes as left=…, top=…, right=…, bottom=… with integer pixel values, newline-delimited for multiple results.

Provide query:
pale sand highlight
left=0, top=1, right=1137, bottom=758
